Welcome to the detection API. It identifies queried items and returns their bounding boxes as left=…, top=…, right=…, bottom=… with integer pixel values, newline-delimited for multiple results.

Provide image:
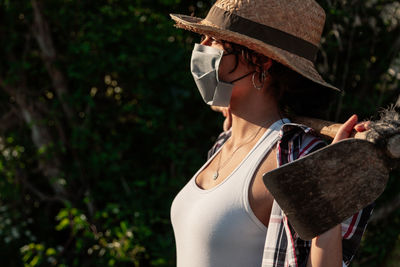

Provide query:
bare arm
left=307, top=225, right=342, bottom=267
left=307, top=114, right=369, bottom=267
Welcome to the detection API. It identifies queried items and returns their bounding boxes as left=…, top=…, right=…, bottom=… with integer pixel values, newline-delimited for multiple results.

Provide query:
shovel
left=262, top=110, right=400, bottom=240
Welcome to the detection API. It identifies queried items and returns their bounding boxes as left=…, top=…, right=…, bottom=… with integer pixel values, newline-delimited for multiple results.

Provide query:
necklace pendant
left=213, top=172, right=219, bottom=180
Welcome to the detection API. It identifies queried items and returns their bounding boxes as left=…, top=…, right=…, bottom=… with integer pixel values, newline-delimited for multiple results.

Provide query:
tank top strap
left=242, top=118, right=290, bottom=170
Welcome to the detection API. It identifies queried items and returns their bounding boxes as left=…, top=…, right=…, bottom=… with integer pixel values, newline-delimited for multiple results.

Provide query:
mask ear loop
left=222, top=48, right=257, bottom=84
left=229, top=71, right=255, bottom=84
left=219, top=51, right=254, bottom=84
left=223, top=51, right=240, bottom=74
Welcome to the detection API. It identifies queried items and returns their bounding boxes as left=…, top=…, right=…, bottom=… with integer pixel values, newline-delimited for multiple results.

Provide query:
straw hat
left=170, top=0, right=339, bottom=92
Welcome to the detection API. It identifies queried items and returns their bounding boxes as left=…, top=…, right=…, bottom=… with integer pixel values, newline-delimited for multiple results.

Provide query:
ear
left=262, top=58, right=273, bottom=72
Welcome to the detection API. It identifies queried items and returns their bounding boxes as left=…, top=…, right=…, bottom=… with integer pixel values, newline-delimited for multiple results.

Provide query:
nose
left=200, top=35, right=212, bottom=46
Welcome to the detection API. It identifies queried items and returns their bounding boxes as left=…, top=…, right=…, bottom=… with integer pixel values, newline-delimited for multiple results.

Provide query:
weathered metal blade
left=263, top=138, right=389, bottom=240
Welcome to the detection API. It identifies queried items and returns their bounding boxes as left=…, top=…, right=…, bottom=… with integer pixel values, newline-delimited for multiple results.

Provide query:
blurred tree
left=0, top=0, right=398, bottom=266
left=0, top=0, right=214, bottom=266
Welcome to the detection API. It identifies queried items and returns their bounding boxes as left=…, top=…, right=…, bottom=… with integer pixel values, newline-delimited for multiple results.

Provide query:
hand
left=211, top=106, right=232, bottom=131
left=307, top=114, right=372, bottom=267
left=332, top=114, right=370, bottom=144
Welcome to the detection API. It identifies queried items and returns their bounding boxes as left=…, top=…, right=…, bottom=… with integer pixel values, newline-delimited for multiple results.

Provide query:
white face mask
left=190, top=43, right=253, bottom=107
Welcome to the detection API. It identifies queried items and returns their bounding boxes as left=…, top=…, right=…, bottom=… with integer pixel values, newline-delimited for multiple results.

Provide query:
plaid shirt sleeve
left=207, top=129, right=231, bottom=160
left=208, top=123, right=373, bottom=267
left=262, top=123, right=374, bottom=267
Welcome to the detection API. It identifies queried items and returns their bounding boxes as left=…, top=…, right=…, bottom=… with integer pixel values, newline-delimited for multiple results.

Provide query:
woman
left=170, top=1, right=372, bottom=266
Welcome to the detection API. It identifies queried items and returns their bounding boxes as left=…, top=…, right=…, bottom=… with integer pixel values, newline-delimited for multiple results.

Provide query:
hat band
left=205, top=6, right=319, bottom=62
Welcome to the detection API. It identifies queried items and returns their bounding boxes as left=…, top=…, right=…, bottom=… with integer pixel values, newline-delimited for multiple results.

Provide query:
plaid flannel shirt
left=208, top=122, right=374, bottom=267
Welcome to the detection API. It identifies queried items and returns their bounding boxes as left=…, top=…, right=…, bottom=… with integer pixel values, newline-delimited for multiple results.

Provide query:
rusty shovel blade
left=263, top=138, right=389, bottom=240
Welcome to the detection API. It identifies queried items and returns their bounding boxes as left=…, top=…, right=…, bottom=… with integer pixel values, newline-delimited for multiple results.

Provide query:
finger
left=226, top=107, right=231, bottom=118
left=332, top=114, right=358, bottom=143
left=222, top=108, right=229, bottom=117
left=223, top=108, right=232, bottom=131
left=211, top=106, right=223, bottom=112
left=354, top=121, right=371, bottom=132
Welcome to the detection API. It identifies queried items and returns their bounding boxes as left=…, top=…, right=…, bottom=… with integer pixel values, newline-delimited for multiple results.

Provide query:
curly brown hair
left=216, top=39, right=335, bottom=118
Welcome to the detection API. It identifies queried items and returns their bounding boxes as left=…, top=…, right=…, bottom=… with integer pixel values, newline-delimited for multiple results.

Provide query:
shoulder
left=278, top=123, right=327, bottom=165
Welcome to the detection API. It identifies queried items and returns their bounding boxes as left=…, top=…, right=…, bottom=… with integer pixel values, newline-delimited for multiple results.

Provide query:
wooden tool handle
left=291, top=116, right=368, bottom=139
left=293, top=116, right=400, bottom=159
left=292, top=116, right=341, bottom=139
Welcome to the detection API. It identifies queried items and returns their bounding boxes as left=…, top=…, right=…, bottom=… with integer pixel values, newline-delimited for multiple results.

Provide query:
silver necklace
left=212, top=123, right=266, bottom=180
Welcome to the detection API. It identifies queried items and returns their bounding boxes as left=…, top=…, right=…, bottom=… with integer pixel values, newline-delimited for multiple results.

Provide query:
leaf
left=56, top=209, right=69, bottom=220
left=55, top=218, right=70, bottom=231
left=45, top=248, right=56, bottom=256
left=29, top=255, right=40, bottom=266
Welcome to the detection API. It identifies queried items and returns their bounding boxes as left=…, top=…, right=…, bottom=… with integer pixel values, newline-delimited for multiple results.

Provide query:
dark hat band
left=205, top=6, right=319, bottom=62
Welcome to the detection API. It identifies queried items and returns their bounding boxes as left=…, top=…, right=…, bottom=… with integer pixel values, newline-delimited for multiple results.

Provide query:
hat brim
left=170, top=13, right=340, bottom=92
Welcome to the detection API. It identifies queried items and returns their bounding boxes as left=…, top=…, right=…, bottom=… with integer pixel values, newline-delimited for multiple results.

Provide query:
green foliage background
left=0, top=0, right=399, bottom=266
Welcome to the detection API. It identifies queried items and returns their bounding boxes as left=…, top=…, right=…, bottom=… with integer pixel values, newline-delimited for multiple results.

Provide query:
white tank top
left=171, top=119, right=288, bottom=267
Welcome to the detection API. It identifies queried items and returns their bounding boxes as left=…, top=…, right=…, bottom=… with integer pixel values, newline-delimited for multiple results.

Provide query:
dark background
left=0, top=0, right=399, bottom=266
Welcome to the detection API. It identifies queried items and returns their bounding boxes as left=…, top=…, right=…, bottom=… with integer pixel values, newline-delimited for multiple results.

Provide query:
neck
left=229, top=92, right=282, bottom=144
